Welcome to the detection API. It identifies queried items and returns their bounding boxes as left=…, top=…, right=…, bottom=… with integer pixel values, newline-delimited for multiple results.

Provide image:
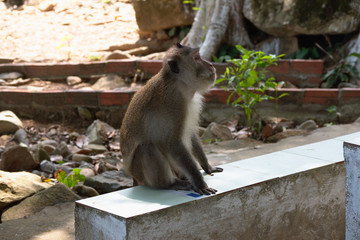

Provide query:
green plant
left=183, top=0, right=200, bottom=10
left=216, top=45, right=287, bottom=130
left=322, top=53, right=360, bottom=88
left=57, top=34, right=74, bottom=61
left=287, top=47, right=320, bottom=59
left=89, top=55, right=103, bottom=61
left=57, top=168, right=86, bottom=188
left=213, top=43, right=239, bottom=63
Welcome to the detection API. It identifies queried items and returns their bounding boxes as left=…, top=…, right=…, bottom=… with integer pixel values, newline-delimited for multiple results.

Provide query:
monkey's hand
left=203, top=165, right=223, bottom=175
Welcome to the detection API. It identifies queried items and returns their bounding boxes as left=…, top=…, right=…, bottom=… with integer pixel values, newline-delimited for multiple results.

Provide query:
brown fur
left=120, top=43, right=223, bottom=195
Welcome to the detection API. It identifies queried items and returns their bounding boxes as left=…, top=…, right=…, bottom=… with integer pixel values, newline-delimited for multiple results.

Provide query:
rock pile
left=0, top=112, right=133, bottom=222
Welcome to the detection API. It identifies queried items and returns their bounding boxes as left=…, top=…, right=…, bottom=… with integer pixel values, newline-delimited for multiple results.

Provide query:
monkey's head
left=164, top=43, right=216, bottom=93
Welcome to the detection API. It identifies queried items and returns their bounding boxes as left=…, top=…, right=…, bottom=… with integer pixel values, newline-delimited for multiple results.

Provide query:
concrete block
left=344, top=138, right=360, bottom=240
left=75, top=132, right=360, bottom=240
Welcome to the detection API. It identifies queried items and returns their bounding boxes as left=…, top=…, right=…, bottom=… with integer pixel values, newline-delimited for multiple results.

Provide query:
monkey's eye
left=193, top=52, right=201, bottom=61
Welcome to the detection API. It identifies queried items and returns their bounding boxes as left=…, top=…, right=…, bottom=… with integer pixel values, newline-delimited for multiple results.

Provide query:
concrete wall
left=344, top=142, right=360, bottom=240
left=75, top=163, right=345, bottom=240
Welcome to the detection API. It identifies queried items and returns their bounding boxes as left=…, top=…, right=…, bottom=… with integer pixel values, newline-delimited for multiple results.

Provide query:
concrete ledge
left=75, top=132, right=360, bottom=239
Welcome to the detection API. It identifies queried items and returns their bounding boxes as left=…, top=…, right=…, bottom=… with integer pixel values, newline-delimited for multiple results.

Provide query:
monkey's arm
left=191, top=134, right=223, bottom=174
left=170, top=141, right=217, bottom=195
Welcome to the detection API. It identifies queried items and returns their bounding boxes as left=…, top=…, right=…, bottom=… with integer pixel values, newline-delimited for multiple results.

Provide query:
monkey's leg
left=191, top=134, right=223, bottom=174
left=170, top=142, right=217, bottom=195
left=131, top=143, right=175, bottom=189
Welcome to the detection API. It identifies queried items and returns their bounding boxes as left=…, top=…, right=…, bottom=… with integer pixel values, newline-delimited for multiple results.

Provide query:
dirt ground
left=0, top=0, right=139, bottom=63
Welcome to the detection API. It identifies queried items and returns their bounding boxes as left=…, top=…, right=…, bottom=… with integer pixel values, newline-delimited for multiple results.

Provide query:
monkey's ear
left=168, top=59, right=180, bottom=73
left=176, top=43, right=183, bottom=48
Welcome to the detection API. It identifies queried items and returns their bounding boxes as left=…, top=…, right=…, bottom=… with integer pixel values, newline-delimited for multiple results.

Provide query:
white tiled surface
left=77, top=132, right=360, bottom=219
left=283, top=139, right=344, bottom=162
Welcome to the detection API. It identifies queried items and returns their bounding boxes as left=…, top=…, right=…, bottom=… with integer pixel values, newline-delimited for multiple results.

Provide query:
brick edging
left=0, top=59, right=323, bottom=87
left=0, top=88, right=359, bottom=109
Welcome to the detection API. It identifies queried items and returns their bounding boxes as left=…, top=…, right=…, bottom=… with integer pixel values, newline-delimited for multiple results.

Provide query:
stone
left=256, top=37, right=298, bottom=56
left=298, top=119, right=318, bottom=131
left=91, top=74, right=126, bottom=90
left=0, top=110, right=23, bottom=135
left=31, top=144, right=50, bottom=164
left=72, top=184, right=99, bottom=197
left=201, top=122, right=233, bottom=142
left=38, top=0, right=56, bottom=12
left=0, top=145, right=38, bottom=172
left=83, top=144, right=107, bottom=154
left=85, top=120, right=115, bottom=145
left=133, top=0, right=195, bottom=32
left=95, top=160, right=118, bottom=174
left=0, top=72, right=23, bottom=80
left=77, top=107, right=93, bottom=121
left=201, top=104, right=243, bottom=126
left=105, top=50, right=132, bottom=60
left=40, top=160, right=57, bottom=174
left=84, top=170, right=133, bottom=194
left=79, top=161, right=95, bottom=169
left=243, top=0, right=360, bottom=37
left=1, top=183, right=80, bottom=222
left=80, top=168, right=95, bottom=178
left=72, top=154, right=93, bottom=163
left=66, top=76, right=82, bottom=86
left=53, top=141, right=72, bottom=159
left=0, top=170, right=53, bottom=211
left=41, top=144, right=56, bottom=154
left=0, top=58, right=14, bottom=64
left=12, top=128, right=29, bottom=145
left=40, top=160, right=73, bottom=175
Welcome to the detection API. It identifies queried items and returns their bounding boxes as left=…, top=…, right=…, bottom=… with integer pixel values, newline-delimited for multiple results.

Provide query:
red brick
left=266, top=88, right=304, bottom=105
left=24, top=63, right=81, bottom=78
left=33, top=91, right=66, bottom=106
left=340, top=89, right=360, bottom=103
left=99, top=90, right=135, bottom=106
left=303, top=89, right=339, bottom=105
left=308, top=77, right=322, bottom=86
left=79, top=62, right=106, bottom=76
left=66, top=90, right=99, bottom=106
left=291, top=60, right=324, bottom=75
left=204, top=88, right=234, bottom=104
left=0, top=90, right=33, bottom=106
left=137, top=60, right=162, bottom=75
left=0, top=64, right=25, bottom=75
left=267, top=60, right=291, bottom=74
left=107, top=60, right=137, bottom=75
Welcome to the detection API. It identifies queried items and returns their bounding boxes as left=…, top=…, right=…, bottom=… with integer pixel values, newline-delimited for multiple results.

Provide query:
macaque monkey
left=120, top=43, right=223, bottom=195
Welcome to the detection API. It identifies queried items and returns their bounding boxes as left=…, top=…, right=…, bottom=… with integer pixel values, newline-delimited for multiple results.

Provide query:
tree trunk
left=182, top=0, right=253, bottom=61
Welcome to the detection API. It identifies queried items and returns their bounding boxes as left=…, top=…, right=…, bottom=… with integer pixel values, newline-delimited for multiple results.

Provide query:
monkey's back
left=120, top=71, right=186, bottom=170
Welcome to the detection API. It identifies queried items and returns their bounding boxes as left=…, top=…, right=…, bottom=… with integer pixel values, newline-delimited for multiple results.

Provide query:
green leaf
left=349, top=52, right=360, bottom=58
left=168, top=28, right=177, bottom=37
left=73, top=168, right=81, bottom=175
left=326, top=75, right=338, bottom=88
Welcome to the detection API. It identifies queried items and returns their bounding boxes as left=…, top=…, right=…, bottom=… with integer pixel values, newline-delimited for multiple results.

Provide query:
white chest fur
left=182, top=92, right=203, bottom=151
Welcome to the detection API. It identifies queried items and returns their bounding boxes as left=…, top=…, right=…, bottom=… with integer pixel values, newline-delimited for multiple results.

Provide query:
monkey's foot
left=193, top=187, right=217, bottom=195
left=169, top=179, right=193, bottom=191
